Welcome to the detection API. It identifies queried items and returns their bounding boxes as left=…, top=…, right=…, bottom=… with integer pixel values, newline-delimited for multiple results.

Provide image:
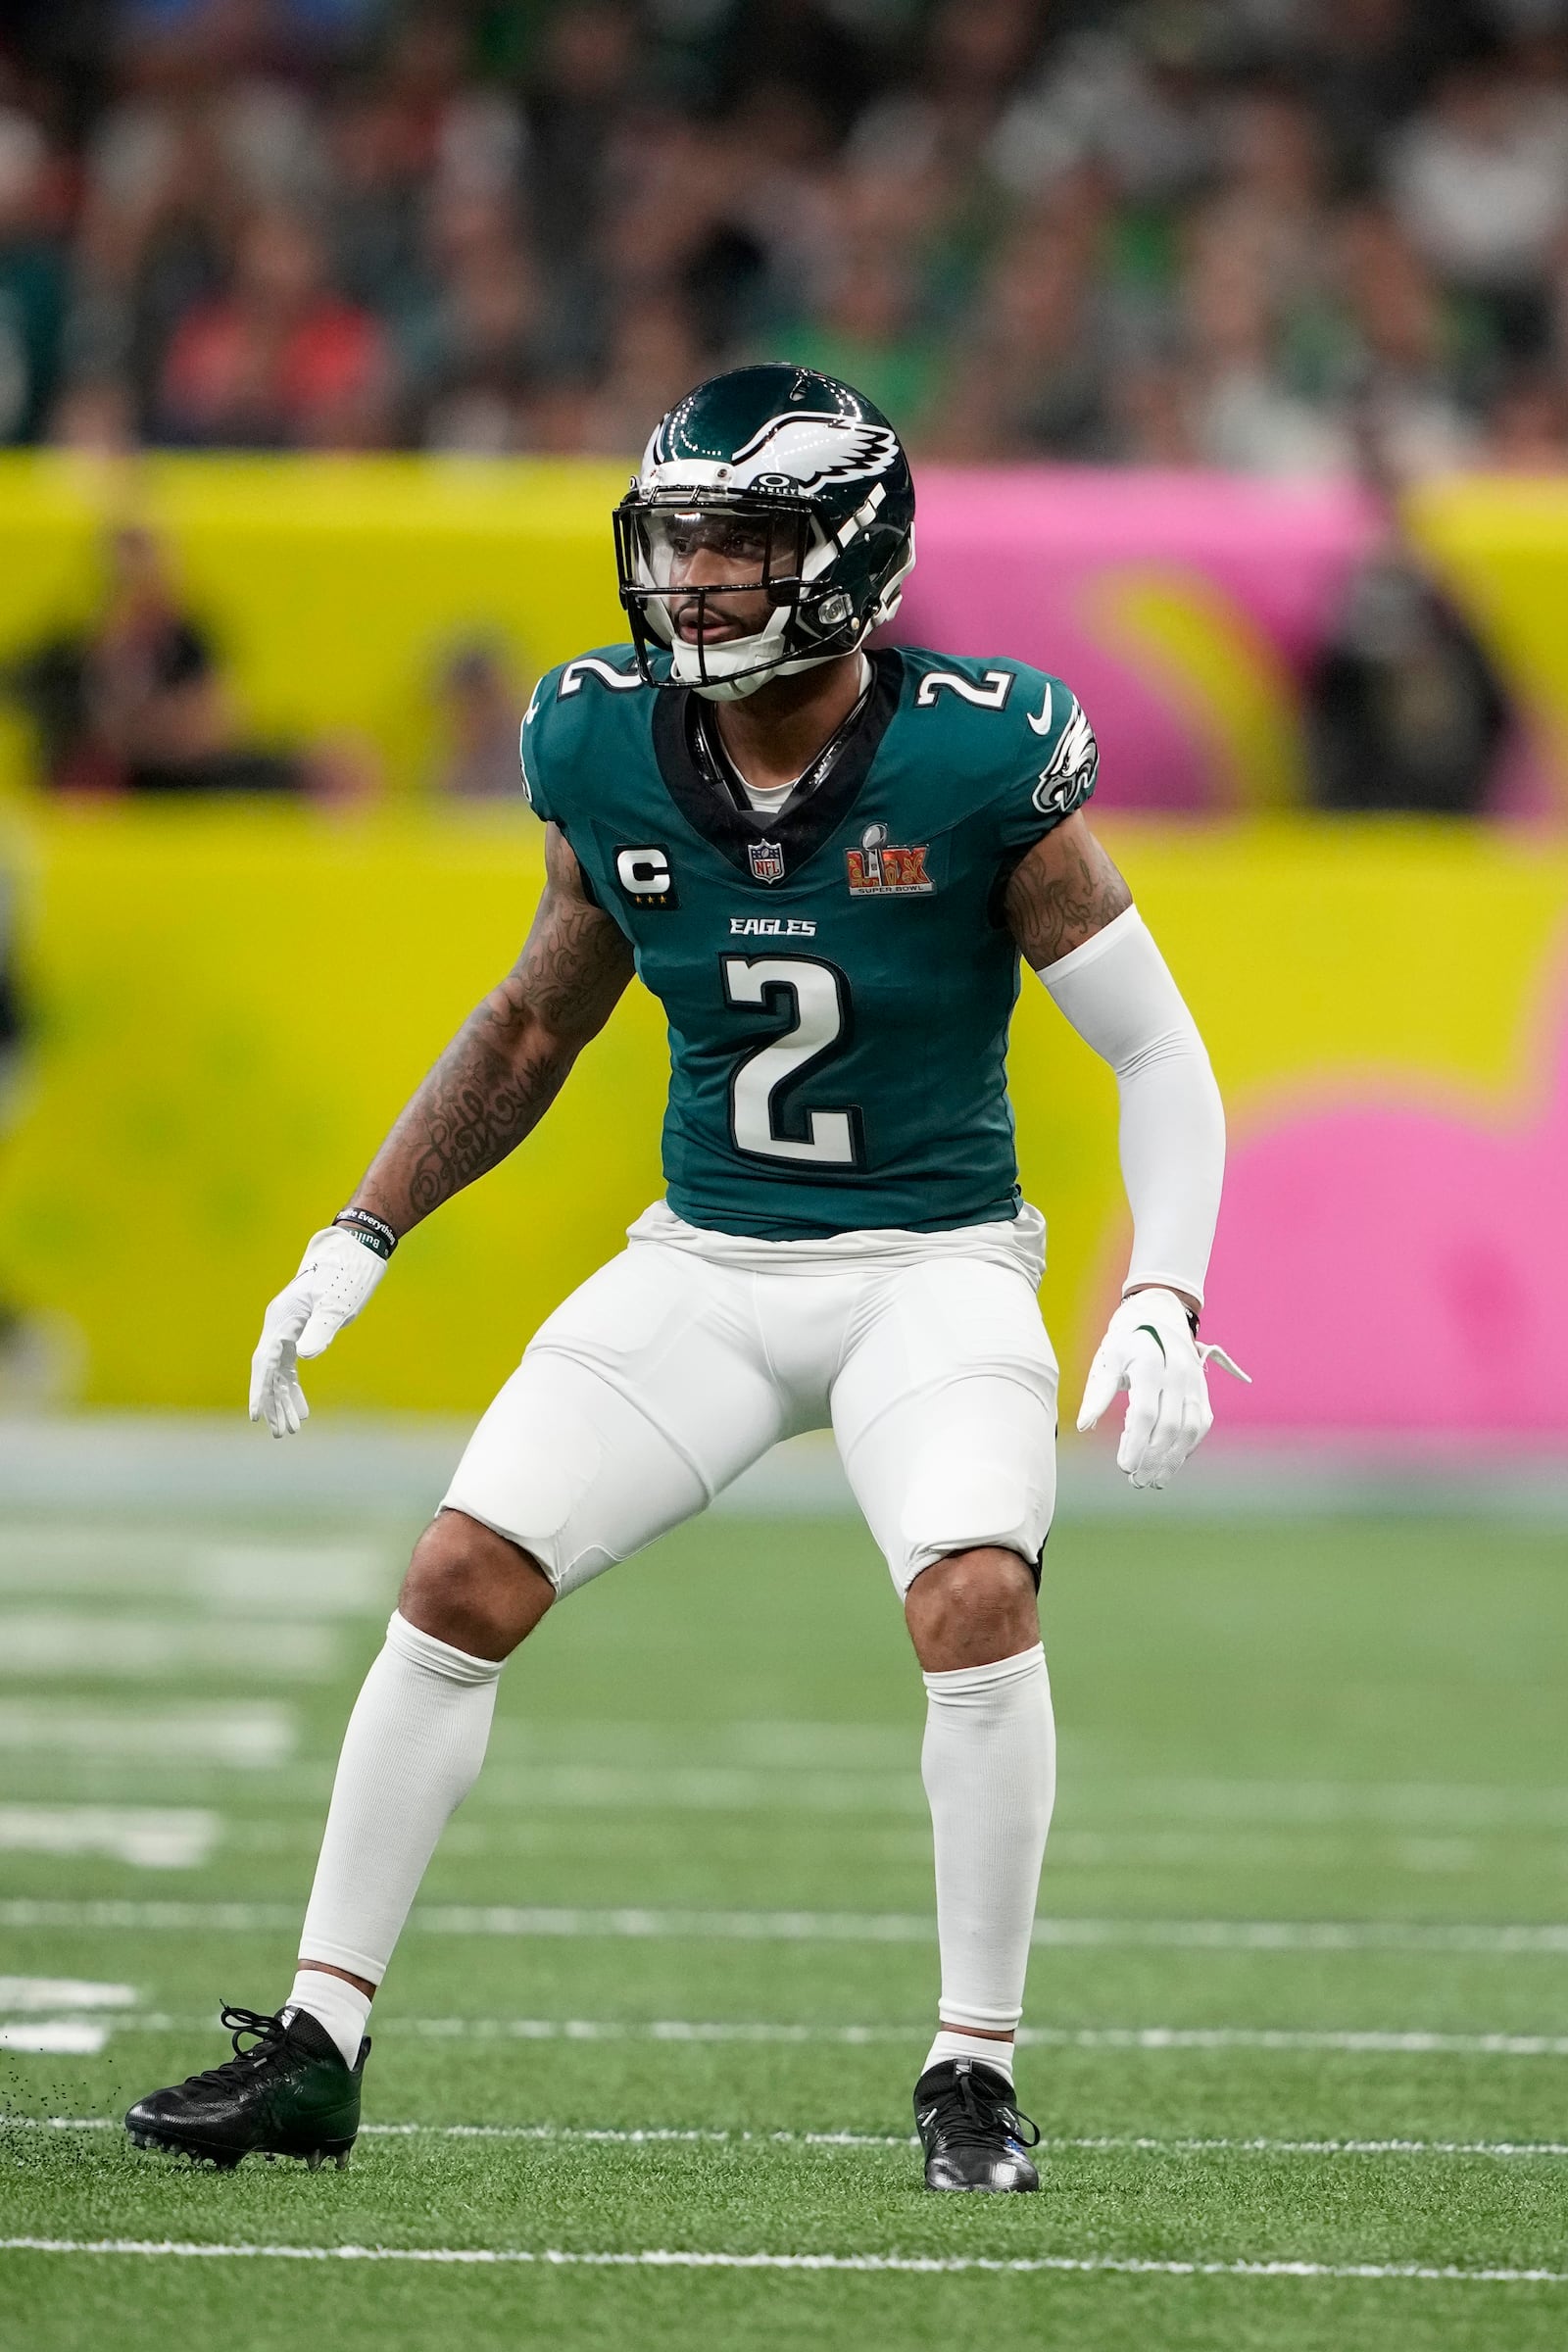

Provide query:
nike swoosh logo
left=1025, top=681, right=1054, bottom=736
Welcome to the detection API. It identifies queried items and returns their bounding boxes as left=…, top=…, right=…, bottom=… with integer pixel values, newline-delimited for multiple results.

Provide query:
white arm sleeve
left=1036, top=905, right=1224, bottom=1309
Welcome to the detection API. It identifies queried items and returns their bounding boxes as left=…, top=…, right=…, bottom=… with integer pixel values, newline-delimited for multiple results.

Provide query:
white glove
left=1077, top=1286, right=1250, bottom=1490
left=248, top=1227, right=388, bottom=1439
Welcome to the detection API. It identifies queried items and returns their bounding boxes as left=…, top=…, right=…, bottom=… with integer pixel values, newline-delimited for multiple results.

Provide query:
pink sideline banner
left=894, top=467, right=1381, bottom=813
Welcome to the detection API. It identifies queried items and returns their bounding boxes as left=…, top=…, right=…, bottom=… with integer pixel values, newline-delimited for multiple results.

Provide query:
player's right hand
left=248, top=1227, right=388, bottom=1439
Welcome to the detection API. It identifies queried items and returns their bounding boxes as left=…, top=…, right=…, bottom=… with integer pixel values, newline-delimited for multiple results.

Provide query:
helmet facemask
left=614, top=487, right=910, bottom=702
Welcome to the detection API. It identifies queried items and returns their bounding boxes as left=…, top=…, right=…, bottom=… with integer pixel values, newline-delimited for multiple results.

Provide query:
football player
left=126, top=366, right=1239, bottom=2191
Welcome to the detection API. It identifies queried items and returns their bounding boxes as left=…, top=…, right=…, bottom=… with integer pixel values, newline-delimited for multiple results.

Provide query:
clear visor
left=634, top=505, right=808, bottom=599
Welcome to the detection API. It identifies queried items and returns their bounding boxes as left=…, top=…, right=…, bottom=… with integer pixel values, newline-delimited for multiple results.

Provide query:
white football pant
left=444, top=1200, right=1059, bottom=1595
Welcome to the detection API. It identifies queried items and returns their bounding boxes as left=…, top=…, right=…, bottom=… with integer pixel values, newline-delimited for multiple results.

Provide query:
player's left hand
left=1077, top=1287, right=1250, bottom=1490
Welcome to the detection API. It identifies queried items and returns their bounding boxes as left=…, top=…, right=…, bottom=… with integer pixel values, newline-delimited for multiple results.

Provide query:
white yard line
left=0, top=1702, right=294, bottom=1766
left=0, top=1807, right=219, bottom=1869
left=98, top=2013, right=1568, bottom=2058
left=3, top=2238, right=1564, bottom=2283
left=0, top=1979, right=137, bottom=2012
left=4, top=1897, right=1563, bottom=1954
left=0, top=2022, right=110, bottom=2054
left=1105, top=1778, right=1568, bottom=1832
left=0, top=1537, right=389, bottom=1618
left=0, top=1617, right=335, bottom=1682
left=9, top=2115, right=1567, bottom=2159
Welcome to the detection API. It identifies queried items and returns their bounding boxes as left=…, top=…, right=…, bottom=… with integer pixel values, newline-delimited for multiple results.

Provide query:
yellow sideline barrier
left=4, top=456, right=1568, bottom=809
left=2, top=804, right=1564, bottom=1412
left=0, top=454, right=630, bottom=801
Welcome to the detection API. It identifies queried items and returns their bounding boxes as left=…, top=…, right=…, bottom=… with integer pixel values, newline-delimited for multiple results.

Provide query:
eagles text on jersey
left=520, top=643, right=1099, bottom=1241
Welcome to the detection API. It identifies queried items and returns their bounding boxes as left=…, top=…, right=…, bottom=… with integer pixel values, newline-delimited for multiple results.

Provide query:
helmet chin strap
left=690, top=648, right=841, bottom=704
left=684, top=620, right=872, bottom=704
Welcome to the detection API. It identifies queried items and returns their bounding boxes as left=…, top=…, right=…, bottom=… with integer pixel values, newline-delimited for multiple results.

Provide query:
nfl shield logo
left=748, top=838, right=786, bottom=885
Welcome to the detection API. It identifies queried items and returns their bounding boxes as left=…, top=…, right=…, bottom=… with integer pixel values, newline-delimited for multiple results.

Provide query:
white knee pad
left=443, top=1353, right=712, bottom=1595
left=853, top=1373, right=1058, bottom=1594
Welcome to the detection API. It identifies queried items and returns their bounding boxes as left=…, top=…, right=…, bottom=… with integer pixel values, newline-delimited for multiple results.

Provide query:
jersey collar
left=652, top=647, right=903, bottom=885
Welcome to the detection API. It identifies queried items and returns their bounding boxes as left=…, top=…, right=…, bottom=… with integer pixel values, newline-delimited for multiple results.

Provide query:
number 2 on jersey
left=722, top=956, right=860, bottom=1167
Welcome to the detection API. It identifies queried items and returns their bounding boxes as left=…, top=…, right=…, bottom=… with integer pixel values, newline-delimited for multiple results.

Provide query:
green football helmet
left=613, top=364, right=916, bottom=701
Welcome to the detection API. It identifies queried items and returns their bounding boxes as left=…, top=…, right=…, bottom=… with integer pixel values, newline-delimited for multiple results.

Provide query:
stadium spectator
left=0, top=0, right=1566, bottom=472
left=0, top=102, right=67, bottom=442
left=156, top=204, right=389, bottom=446
left=430, top=638, right=527, bottom=800
left=925, top=186, right=1114, bottom=460
left=1334, top=201, right=1479, bottom=473
left=1387, top=47, right=1568, bottom=356
left=4, top=522, right=306, bottom=794
left=1486, top=361, right=1568, bottom=466
left=1304, top=546, right=1513, bottom=815
left=408, top=188, right=543, bottom=450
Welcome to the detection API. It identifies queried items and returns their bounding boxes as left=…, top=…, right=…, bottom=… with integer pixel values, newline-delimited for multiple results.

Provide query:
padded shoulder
left=519, top=644, right=650, bottom=824
left=894, top=647, right=1099, bottom=851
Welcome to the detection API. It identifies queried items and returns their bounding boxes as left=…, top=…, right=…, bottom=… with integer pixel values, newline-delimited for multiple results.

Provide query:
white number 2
left=914, top=667, right=1013, bottom=710
left=723, top=957, right=858, bottom=1166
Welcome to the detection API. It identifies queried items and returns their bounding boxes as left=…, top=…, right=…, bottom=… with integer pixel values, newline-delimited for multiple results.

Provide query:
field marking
left=0, top=1979, right=137, bottom=2012
left=1113, top=1777, right=1568, bottom=1833
left=0, top=2022, right=110, bottom=2054
left=104, top=2013, right=1568, bottom=2059
left=4, top=2238, right=1565, bottom=2284
left=0, top=1702, right=294, bottom=1766
left=0, top=1616, right=335, bottom=1684
left=6, top=1897, right=1563, bottom=1956
left=0, top=1536, right=390, bottom=1618
left=54, top=1807, right=1527, bottom=1879
left=11, top=2115, right=1568, bottom=2160
left=454, top=1755, right=1568, bottom=1834
left=0, top=1806, right=219, bottom=1869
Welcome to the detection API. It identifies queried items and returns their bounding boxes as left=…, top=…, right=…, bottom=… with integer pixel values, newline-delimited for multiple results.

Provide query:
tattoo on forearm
left=1004, top=820, right=1133, bottom=968
left=352, top=832, right=633, bottom=1233
left=401, top=1024, right=566, bottom=1218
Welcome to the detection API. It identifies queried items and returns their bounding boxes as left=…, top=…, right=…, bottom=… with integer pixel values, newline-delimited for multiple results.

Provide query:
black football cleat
left=914, top=2056, right=1041, bottom=2192
left=124, top=2004, right=367, bottom=2171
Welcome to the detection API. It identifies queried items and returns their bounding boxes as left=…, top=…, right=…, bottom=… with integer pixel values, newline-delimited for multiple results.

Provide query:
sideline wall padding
left=0, top=455, right=629, bottom=801
left=3, top=456, right=1568, bottom=813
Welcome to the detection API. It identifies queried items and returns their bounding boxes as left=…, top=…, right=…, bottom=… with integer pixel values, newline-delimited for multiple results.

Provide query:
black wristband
left=333, top=1207, right=398, bottom=1261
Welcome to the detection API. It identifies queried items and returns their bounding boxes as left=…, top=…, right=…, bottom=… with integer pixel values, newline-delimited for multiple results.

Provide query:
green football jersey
left=520, top=643, right=1099, bottom=1241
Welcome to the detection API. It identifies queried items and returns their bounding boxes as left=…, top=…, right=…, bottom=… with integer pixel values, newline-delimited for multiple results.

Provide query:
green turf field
left=1, top=1485, right=1565, bottom=2349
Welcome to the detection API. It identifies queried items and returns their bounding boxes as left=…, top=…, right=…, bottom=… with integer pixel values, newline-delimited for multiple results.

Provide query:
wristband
left=332, top=1207, right=398, bottom=1261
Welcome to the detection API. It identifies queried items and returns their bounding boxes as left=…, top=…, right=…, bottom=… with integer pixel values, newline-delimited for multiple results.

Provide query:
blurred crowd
left=7, top=0, right=1568, bottom=470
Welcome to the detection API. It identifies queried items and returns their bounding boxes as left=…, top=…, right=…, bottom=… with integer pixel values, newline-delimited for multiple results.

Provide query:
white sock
left=286, top=1968, right=371, bottom=2071
left=296, top=1610, right=503, bottom=1994
left=922, top=2026, right=1014, bottom=2085
left=921, top=1642, right=1054, bottom=2037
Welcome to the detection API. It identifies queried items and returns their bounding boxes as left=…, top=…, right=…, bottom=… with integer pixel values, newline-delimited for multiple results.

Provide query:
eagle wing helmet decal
left=726, top=412, right=902, bottom=494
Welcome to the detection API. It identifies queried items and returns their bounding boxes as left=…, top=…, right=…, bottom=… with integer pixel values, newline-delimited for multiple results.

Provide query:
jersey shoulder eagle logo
left=1032, top=698, right=1099, bottom=815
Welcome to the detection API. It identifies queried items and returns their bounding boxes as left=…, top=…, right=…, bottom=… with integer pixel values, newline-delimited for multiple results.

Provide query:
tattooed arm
left=1002, top=810, right=1132, bottom=970
left=349, top=825, right=634, bottom=1237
